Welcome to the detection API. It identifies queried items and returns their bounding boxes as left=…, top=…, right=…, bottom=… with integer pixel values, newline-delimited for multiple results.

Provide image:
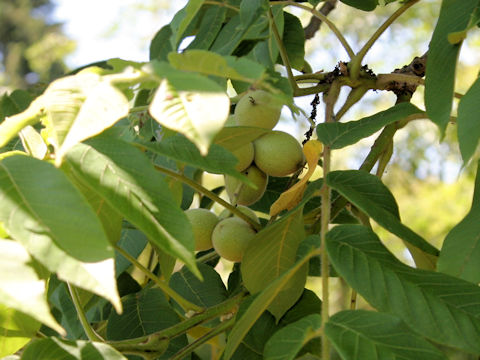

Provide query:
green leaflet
left=169, top=263, right=228, bottom=308
left=31, top=72, right=128, bottom=165
left=0, top=90, right=32, bottom=122
left=264, top=314, right=321, bottom=360
left=168, top=50, right=265, bottom=83
left=340, top=0, right=377, bottom=11
left=149, top=63, right=230, bottom=155
left=106, top=288, right=186, bottom=358
left=187, top=6, right=227, bottom=50
left=224, top=250, right=316, bottom=360
left=169, top=0, right=205, bottom=48
left=327, top=224, right=480, bottom=354
left=149, top=25, right=173, bottom=62
left=0, top=240, right=61, bottom=336
left=280, top=12, right=305, bottom=71
left=0, top=304, right=40, bottom=358
left=425, top=0, right=478, bottom=133
left=316, top=102, right=422, bottom=149
left=242, top=208, right=307, bottom=321
left=457, top=76, right=480, bottom=163
left=0, top=155, right=120, bottom=313
left=138, top=134, right=246, bottom=181
left=21, top=338, right=127, bottom=360
left=437, top=160, right=480, bottom=283
left=0, top=155, right=113, bottom=263
left=326, top=310, right=447, bottom=360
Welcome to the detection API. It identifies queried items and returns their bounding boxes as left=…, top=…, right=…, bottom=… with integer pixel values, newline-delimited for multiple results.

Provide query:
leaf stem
left=350, top=0, right=419, bottom=80
left=196, top=250, right=220, bottom=264
left=203, top=0, right=240, bottom=12
left=129, top=105, right=149, bottom=114
left=67, top=283, right=104, bottom=342
left=320, top=80, right=340, bottom=360
left=108, top=291, right=246, bottom=349
left=268, top=7, right=298, bottom=93
left=272, top=1, right=355, bottom=59
left=154, top=165, right=262, bottom=231
left=114, top=244, right=203, bottom=312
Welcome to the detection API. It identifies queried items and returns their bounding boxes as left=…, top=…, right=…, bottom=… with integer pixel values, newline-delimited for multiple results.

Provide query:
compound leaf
left=327, top=224, right=480, bottom=354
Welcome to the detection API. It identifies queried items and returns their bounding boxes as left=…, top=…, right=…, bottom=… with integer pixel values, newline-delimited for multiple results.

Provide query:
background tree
left=0, top=0, right=74, bottom=89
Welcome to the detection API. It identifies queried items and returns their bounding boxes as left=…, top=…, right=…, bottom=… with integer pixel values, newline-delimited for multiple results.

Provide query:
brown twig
left=382, top=52, right=427, bottom=97
left=304, top=0, right=338, bottom=40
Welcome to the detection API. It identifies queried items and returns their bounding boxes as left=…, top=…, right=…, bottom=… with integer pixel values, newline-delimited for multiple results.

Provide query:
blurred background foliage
left=1, top=0, right=478, bottom=309
left=0, top=0, right=74, bottom=90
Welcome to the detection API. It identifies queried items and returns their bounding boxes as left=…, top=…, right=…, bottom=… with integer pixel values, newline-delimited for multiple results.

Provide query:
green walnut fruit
left=212, top=217, right=256, bottom=262
left=225, top=165, right=268, bottom=206
left=185, top=208, right=219, bottom=251
left=234, top=90, right=282, bottom=129
left=253, top=131, right=305, bottom=177
left=219, top=205, right=260, bottom=224
left=232, top=142, right=254, bottom=172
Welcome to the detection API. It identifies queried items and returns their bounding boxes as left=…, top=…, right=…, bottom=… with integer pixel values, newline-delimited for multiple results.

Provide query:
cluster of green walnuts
left=185, top=90, right=306, bottom=263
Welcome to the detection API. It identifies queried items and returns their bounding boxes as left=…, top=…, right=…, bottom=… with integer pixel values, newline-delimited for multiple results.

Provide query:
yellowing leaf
left=270, top=140, right=323, bottom=216
left=187, top=325, right=221, bottom=348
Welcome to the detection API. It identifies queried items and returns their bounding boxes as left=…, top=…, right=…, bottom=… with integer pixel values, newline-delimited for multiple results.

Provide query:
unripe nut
left=253, top=131, right=305, bottom=177
left=185, top=208, right=219, bottom=251
left=232, top=142, right=254, bottom=172
left=234, top=90, right=282, bottom=129
left=212, top=217, right=256, bottom=262
left=225, top=165, right=268, bottom=206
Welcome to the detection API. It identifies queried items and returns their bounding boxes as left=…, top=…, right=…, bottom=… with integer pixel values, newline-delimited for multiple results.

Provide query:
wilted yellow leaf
left=269, top=140, right=323, bottom=216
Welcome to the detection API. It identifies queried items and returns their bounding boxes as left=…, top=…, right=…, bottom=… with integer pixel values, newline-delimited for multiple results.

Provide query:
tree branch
left=304, top=0, right=338, bottom=40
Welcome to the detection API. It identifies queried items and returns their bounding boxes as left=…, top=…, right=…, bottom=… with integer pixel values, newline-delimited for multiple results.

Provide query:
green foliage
left=327, top=225, right=480, bottom=354
left=457, top=76, right=480, bottom=163
left=326, top=310, right=447, bottom=360
left=437, top=160, right=480, bottom=283
left=1, top=0, right=480, bottom=359
left=316, top=102, right=422, bottom=149
left=425, top=0, right=478, bottom=133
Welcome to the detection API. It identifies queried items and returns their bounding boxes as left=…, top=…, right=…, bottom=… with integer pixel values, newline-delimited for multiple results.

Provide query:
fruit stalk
left=114, top=244, right=203, bottom=312
left=155, top=165, right=262, bottom=231
left=67, top=283, right=104, bottom=342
